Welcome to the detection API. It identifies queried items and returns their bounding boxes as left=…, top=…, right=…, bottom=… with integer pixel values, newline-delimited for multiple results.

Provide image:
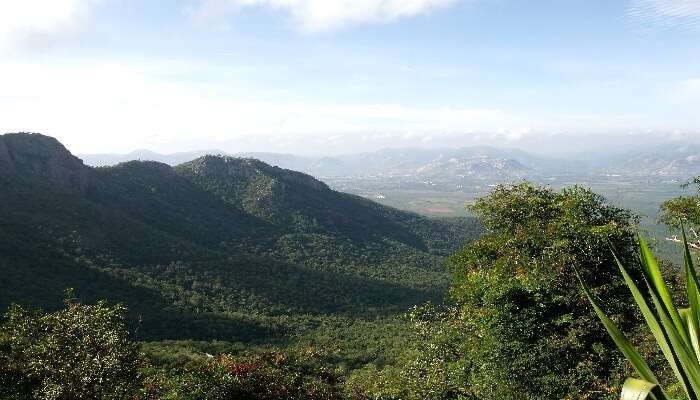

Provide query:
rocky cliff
left=0, top=132, right=89, bottom=190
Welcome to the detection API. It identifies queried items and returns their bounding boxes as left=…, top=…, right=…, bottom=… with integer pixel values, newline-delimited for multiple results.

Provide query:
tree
left=659, top=177, right=700, bottom=249
left=344, top=304, right=472, bottom=400
left=0, top=293, right=142, bottom=400
left=448, top=183, right=639, bottom=399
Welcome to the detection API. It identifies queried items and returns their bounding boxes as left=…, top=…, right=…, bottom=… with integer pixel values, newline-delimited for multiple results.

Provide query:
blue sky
left=1, top=0, right=699, bottom=154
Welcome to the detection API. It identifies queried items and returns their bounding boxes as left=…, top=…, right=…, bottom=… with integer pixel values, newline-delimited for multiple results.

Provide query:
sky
left=0, top=0, right=699, bottom=155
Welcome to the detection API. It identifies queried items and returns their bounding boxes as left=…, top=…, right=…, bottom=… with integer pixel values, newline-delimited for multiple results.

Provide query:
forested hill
left=0, top=132, right=481, bottom=341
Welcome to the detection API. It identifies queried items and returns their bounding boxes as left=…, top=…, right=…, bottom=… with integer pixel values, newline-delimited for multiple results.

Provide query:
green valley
left=0, top=132, right=480, bottom=361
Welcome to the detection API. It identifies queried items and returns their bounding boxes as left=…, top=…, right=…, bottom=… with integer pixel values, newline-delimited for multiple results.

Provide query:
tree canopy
left=0, top=293, right=141, bottom=400
left=449, top=183, right=640, bottom=398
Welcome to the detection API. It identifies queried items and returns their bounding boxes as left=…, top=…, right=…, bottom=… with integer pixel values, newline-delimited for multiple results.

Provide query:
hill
left=601, top=144, right=700, bottom=177
left=78, top=148, right=229, bottom=167
left=0, top=132, right=481, bottom=344
left=82, top=143, right=700, bottom=183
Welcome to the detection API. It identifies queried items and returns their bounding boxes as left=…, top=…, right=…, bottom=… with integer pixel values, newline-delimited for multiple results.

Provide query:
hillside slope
left=0, top=132, right=481, bottom=342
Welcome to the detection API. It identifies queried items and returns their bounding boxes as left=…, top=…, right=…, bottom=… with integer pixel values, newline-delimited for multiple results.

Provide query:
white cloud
left=0, top=60, right=525, bottom=153
left=627, top=0, right=700, bottom=30
left=0, top=0, right=98, bottom=50
left=188, top=0, right=461, bottom=32
left=1, top=59, right=689, bottom=154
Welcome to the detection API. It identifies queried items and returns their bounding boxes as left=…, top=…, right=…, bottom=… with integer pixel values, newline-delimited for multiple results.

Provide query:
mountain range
left=80, top=143, right=700, bottom=181
left=0, top=132, right=480, bottom=342
left=80, top=147, right=554, bottom=181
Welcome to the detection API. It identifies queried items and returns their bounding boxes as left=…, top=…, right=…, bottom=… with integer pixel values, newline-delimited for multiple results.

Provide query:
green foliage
left=344, top=304, right=471, bottom=400
left=0, top=132, right=485, bottom=398
left=0, top=298, right=351, bottom=400
left=659, top=177, right=700, bottom=229
left=292, top=316, right=412, bottom=372
left=139, top=349, right=343, bottom=400
left=9, top=133, right=669, bottom=399
left=386, top=182, right=640, bottom=399
left=579, top=232, right=700, bottom=400
left=0, top=133, right=481, bottom=349
left=0, top=294, right=141, bottom=400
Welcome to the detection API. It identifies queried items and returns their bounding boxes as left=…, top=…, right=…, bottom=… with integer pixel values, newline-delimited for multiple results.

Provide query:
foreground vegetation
left=579, top=236, right=691, bottom=399
left=346, top=183, right=645, bottom=399
left=0, top=296, right=344, bottom=400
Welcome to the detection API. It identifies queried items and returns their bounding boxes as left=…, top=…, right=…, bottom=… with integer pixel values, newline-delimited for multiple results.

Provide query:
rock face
left=0, top=132, right=89, bottom=190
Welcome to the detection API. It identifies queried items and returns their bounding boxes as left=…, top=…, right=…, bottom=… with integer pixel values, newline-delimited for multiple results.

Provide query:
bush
left=139, top=348, right=343, bottom=400
left=0, top=293, right=142, bottom=399
left=344, top=304, right=471, bottom=400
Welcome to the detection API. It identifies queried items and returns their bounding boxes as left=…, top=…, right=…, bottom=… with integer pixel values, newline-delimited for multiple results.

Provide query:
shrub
left=0, top=293, right=142, bottom=399
left=139, top=348, right=343, bottom=400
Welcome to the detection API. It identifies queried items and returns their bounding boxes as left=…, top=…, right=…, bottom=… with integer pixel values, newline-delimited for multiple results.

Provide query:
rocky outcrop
left=175, top=155, right=337, bottom=224
left=0, top=132, right=90, bottom=190
left=179, top=155, right=329, bottom=192
left=413, top=155, right=529, bottom=179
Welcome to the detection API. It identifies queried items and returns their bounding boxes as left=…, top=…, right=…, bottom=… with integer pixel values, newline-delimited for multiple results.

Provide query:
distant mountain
left=79, top=149, right=229, bottom=167
left=79, top=142, right=700, bottom=183
left=0, top=132, right=480, bottom=342
left=412, top=154, right=530, bottom=179
left=80, top=146, right=559, bottom=181
left=317, top=146, right=542, bottom=178
left=602, top=144, right=700, bottom=177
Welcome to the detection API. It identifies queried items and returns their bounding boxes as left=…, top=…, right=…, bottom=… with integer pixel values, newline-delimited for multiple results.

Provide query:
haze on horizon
left=1, top=0, right=699, bottom=156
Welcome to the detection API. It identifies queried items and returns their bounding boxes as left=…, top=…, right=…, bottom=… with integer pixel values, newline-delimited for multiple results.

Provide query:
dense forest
left=4, top=132, right=700, bottom=399
left=0, top=133, right=479, bottom=366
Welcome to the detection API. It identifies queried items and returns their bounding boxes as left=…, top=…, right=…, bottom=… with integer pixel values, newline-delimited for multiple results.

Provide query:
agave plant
left=579, top=230, right=700, bottom=400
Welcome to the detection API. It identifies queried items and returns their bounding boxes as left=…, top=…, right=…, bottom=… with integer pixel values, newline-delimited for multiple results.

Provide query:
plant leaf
left=644, top=271, right=700, bottom=400
left=682, top=227, right=700, bottom=361
left=639, top=237, right=691, bottom=348
left=620, top=378, right=667, bottom=400
left=611, top=250, right=684, bottom=396
left=574, top=267, right=658, bottom=384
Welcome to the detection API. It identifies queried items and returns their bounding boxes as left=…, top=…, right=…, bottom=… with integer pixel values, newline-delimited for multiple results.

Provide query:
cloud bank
left=0, top=60, right=535, bottom=154
left=189, top=0, right=462, bottom=32
left=1, top=60, right=684, bottom=155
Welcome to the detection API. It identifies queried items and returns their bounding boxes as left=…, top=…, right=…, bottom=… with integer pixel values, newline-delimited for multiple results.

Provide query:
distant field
left=586, top=179, right=688, bottom=263
left=349, top=179, right=688, bottom=217
left=343, top=178, right=693, bottom=264
left=357, top=190, right=476, bottom=217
